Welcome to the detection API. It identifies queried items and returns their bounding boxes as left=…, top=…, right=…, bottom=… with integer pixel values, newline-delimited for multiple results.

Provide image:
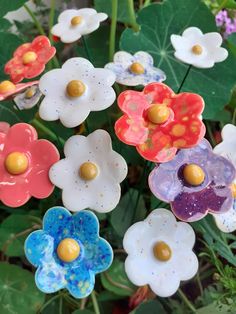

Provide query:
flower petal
left=213, top=201, right=236, bottom=233
left=118, top=90, right=149, bottom=117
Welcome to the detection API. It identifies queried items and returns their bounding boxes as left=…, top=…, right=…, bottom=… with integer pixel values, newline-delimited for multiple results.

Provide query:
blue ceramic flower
left=105, top=51, right=166, bottom=86
left=24, top=206, right=113, bottom=298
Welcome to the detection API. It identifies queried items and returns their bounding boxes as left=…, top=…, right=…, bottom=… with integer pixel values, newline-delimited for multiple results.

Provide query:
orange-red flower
left=4, top=36, right=56, bottom=83
left=115, top=82, right=205, bottom=163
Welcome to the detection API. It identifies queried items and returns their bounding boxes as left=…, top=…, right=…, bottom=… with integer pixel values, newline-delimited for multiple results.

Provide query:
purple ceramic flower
left=148, top=139, right=236, bottom=222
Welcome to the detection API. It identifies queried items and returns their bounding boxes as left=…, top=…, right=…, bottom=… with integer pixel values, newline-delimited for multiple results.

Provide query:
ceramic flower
left=5, top=36, right=56, bottom=83
left=170, top=27, right=228, bottom=68
left=123, top=208, right=198, bottom=297
left=51, top=8, right=107, bottom=43
left=0, top=123, right=59, bottom=207
left=211, top=124, right=236, bottom=232
left=0, top=80, right=38, bottom=101
left=105, top=51, right=166, bottom=86
left=39, top=57, right=116, bottom=128
left=49, top=129, right=127, bottom=212
left=25, top=206, right=113, bottom=298
left=14, top=85, right=42, bottom=110
left=115, top=82, right=205, bottom=163
left=149, top=139, right=236, bottom=222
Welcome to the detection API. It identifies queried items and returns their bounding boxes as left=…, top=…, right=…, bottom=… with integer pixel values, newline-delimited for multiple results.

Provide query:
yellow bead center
left=147, top=104, right=170, bottom=124
left=5, top=152, right=28, bottom=175
left=57, top=238, right=80, bottom=262
left=22, top=51, right=37, bottom=64
left=79, top=162, right=98, bottom=181
left=183, top=164, right=205, bottom=186
left=191, top=44, right=203, bottom=55
left=66, top=80, right=86, bottom=98
left=0, top=80, right=16, bottom=94
left=231, top=183, right=236, bottom=198
left=153, top=241, right=172, bottom=262
left=129, top=62, right=145, bottom=75
left=71, top=16, right=83, bottom=26
left=25, top=87, right=36, bottom=99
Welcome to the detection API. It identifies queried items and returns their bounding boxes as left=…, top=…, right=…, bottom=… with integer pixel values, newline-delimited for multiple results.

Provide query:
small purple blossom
left=216, top=10, right=236, bottom=38
left=148, top=139, right=236, bottom=222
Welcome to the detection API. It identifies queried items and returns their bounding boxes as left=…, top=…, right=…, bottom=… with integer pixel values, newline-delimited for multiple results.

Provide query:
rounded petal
left=149, top=271, right=180, bottom=297
left=117, top=90, right=149, bottom=117
left=134, top=51, right=154, bottom=66
left=143, top=82, right=174, bottom=104
left=113, top=51, right=133, bottom=67
left=0, top=180, right=30, bottom=207
left=49, top=158, right=74, bottom=189
left=24, top=230, right=54, bottom=267
left=182, top=27, right=203, bottom=38
left=174, top=250, right=198, bottom=281
left=213, top=202, right=236, bottom=233
left=73, top=210, right=99, bottom=242
left=203, top=32, right=223, bottom=47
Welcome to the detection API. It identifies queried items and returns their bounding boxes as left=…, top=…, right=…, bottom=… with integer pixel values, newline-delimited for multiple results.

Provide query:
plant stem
left=178, top=289, right=196, bottom=313
left=109, top=0, right=118, bottom=61
left=177, top=65, right=192, bottom=93
left=24, top=4, right=46, bottom=36
left=39, top=294, right=61, bottom=312
left=144, top=0, right=151, bottom=7
left=232, top=108, right=236, bottom=125
left=49, top=0, right=56, bottom=43
left=217, top=0, right=228, bottom=13
left=196, top=272, right=203, bottom=296
left=59, top=296, right=63, bottom=314
left=82, top=36, right=92, bottom=62
left=205, top=120, right=216, bottom=147
left=127, top=0, right=139, bottom=31
left=91, top=291, right=100, bottom=314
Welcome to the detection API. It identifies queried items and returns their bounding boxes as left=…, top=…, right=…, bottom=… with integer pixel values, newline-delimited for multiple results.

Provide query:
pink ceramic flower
left=4, top=36, right=56, bottom=83
left=0, top=123, right=60, bottom=207
left=0, top=80, right=38, bottom=101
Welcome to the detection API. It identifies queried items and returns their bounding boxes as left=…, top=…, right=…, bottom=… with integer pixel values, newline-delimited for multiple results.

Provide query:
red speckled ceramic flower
left=0, top=80, right=38, bottom=101
left=115, top=82, right=205, bottom=163
left=4, top=36, right=56, bottom=83
left=0, top=122, right=60, bottom=207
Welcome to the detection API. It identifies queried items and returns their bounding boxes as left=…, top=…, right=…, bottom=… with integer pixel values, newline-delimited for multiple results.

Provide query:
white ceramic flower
left=39, top=57, right=116, bottom=128
left=170, top=27, right=228, bottom=68
left=212, top=124, right=236, bottom=232
left=14, top=85, right=42, bottom=110
left=105, top=51, right=166, bottom=86
left=123, top=208, right=198, bottom=297
left=51, top=8, right=107, bottom=43
left=49, top=129, right=128, bottom=213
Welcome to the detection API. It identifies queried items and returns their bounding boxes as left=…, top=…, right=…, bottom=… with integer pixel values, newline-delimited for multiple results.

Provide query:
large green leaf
left=130, top=300, right=167, bottom=314
left=196, top=302, right=234, bottom=314
left=110, top=188, right=146, bottom=237
left=101, top=258, right=136, bottom=296
left=0, top=214, right=41, bottom=257
left=120, top=0, right=236, bottom=120
left=0, top=262, right=45, bottom=314
left=94, top=0, right=130, bottom=24
left=0, top=1, right=28, bottom=18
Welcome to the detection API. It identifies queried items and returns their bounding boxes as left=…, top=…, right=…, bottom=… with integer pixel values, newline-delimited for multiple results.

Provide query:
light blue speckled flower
left=105, top=51, right=166, bottom=86
left=24, top=206, right=113, bottom=298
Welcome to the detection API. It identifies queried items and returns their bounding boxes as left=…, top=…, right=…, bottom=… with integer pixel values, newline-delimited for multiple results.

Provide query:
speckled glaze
left=115, top=82, right=205, bottom=163
left=0, top=123, right=59, bottom=207
left=105, top=51, right=166, bottom=86
left=24, top=207, right=113, bottom=298
left=14, top=85, right=42, bottom=110
left=49, top=129, right=128, bottom=213
left=149, top=139, right=236, bottom=222
left=123, top=208, right=198, bottom=297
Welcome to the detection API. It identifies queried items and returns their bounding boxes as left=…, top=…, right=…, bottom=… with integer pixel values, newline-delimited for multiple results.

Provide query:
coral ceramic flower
left=49, top=130, right=127, bottom=212
left=5, top=36, right=56, bottom=83
left=0, top=123, right=59, bottom=207
left=115, top=82, right=205, bottom=163
left=25, top=207, right=113, bottom=298
left=0, top=80, right=38, bottom=101
left=123, top=208, right=198, bottom=297
left=14, top=85, right=42, bottom=110
left=105, top=51, right=166, bottom=86
left=170, top=27, right=228, bottom=68
left=51, top=8, right=107, bottom=43
left=212, top=124, right=236, bottom=232
left=39, top=57, right=116, bottom=128
left=149, top=139, right=236, bottom=222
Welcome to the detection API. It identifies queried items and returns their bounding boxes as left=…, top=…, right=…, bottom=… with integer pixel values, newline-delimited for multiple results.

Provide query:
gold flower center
left=153, top=241, right=172, bottom=262
left=231, top=183, right=236, bottom=198
left=22, top=51, right=37, bottom=64
left=129, top=62, right=145, bottom=75
left=183, top=164, right=205, bottom=186
left=147, top=104, right=170, bottom=124
left=5, top=152, right=28, bottom=175
left=66, top=80, right=86, bottom=98
left=79, top=162, right=98, bottom=181
left=0, top=81, right=16, bottom=94
left=57, top=238, right=80, bottom=262
left=71, top=16, right=83, bottom=26
left=25, top=87, right=36, bottom=99
left=191, top=44, right=203, bottom=55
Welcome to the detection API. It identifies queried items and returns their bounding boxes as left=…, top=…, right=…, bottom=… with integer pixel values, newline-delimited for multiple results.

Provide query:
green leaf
left=110, top=188, right=146, bottom=237
left=0, top=262, right=45, bottom=314
left=196, top=302, right=234, bottom=314
left=0, top=18, right=11, bottom=31
left=0, top=214, right=41, bottom=256
left=227, top=33, right=236, bottom=56
left=101, top=258, right=136, bottom=296
left=94, top=0, right=130, bottom=24
left=120, top=0, right=236, bottom=121
left=72, top=310, right=94, bottom=314
left=0, top=1, right=28, bottom=18
left=216, top=0, right=236, bottom=9
left=130, top=300, right=167, bottom=314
